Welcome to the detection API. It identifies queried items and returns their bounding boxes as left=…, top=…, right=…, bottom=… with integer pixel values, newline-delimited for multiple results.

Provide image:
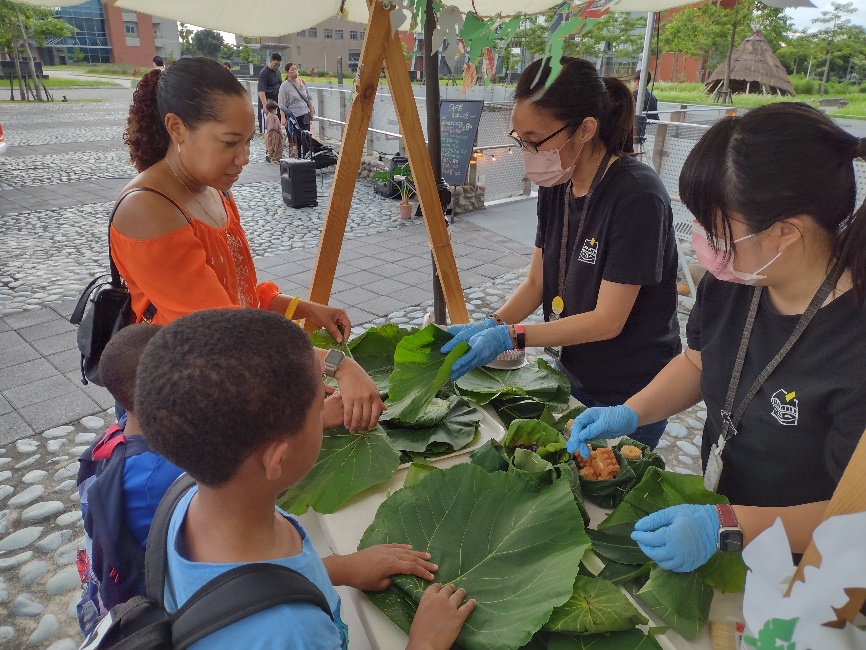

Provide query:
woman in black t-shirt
left=568, top=103, right=866, bottom=573
left=442, top=57, right=680, bottom=450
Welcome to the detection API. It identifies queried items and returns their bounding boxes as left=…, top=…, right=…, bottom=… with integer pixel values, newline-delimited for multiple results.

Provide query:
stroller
left=283, top=108, right=338, bottom=170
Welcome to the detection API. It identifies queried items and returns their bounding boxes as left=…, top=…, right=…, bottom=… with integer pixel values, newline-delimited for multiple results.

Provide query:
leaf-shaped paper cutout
left=384, top=397, right=481, bottom=453
left=544, top=575, right=648, bottom=634
left=635, top=566, right=712, bottom=640
left=276, top=426, right=400, bottom=515
left=431, top=6, right=464, bottom=57
left=360, top=462, right=589, bottom=650
left=383, top=325, right=468, bottom=424
left=462, top=61, right=478, bottom=95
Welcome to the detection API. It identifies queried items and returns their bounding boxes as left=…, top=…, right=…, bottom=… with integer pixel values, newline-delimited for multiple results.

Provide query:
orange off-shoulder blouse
left=110, top=188, right=276, bottom=325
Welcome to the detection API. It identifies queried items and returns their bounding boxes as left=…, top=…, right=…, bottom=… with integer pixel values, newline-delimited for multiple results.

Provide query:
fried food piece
left=579, top=466, right=597, bottom=480
left=574, top=446, right=621, bottom=480
left=620, top=444, right=642, bottom=461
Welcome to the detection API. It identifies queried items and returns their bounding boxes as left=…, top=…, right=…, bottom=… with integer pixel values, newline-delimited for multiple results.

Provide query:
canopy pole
left=634, top=12, right=655, bottom=120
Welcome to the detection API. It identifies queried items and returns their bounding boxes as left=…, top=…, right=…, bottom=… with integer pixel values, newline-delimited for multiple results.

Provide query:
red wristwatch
left=716, top=504, right=743, bottom=552
left=512, top=323, right=525, bottom=350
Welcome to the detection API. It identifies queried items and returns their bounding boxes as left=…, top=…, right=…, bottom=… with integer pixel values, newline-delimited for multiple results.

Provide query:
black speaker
left=280, top=159, right=318, bottom=208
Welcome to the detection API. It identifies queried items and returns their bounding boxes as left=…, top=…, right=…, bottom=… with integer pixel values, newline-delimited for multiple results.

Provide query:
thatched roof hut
left=706, top=31, right=795, bottom=97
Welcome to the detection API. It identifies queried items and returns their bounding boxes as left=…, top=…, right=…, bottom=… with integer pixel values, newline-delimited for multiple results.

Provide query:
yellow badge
left=551, top=295, right=564, bottom=316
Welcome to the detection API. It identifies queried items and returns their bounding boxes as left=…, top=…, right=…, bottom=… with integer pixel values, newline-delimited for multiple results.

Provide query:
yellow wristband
left=284, top=296, right=302, bottom=320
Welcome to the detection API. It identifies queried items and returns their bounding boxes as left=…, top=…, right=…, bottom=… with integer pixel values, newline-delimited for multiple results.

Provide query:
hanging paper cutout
left=483, top=47, right=495, bottom=78
left=461, top=61, right=477, bottom=95
left=539, top=1, right=609, bottom=88
left=431, top=7, right=465, bottom=60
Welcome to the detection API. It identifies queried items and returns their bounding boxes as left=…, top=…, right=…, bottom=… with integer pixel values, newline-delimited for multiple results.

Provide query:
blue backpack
left=77, top=425, right=152, bottom=634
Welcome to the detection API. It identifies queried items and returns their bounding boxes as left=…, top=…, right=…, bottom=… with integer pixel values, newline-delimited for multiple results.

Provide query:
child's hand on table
left=408, top=583, right=476, bottom=650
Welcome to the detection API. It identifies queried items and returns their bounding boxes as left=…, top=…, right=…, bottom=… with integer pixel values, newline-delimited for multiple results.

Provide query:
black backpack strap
left=144, top=473, right=197, bottom=606
left=171, top=563, right=334, bottom=649
left=107, top=187, right=191, bottom=323
left=70, top=274, right=111, bottom=325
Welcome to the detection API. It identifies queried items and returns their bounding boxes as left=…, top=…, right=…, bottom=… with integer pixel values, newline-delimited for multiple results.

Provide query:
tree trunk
left=819, top=46, right=831, bottom=96
left=845, top=58, right=852, bottom=81
left=671, top=52, right=679, bottom=82
left=11, top=41, right=26, bottom=100
left=15, top=7, right=44, bottom=101
left=720, top=0, right=739, bottom=104
left=806, top=57, right=812, bottom=78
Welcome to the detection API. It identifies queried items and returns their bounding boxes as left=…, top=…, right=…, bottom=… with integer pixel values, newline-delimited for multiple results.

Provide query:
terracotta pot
left=399, top=203, right=413, bottom=220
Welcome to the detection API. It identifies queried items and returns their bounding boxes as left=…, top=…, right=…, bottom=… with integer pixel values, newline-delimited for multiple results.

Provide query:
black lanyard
left=720, top=260, right=845, bottom=442
left=557, top=152, right=613, bottom=303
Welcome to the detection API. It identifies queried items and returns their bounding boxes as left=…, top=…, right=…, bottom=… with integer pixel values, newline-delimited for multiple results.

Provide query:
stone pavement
left=0, top=87, right=705, bottom=647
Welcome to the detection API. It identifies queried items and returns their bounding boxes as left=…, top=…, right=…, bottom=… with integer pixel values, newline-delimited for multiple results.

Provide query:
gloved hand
left=631, top=504, right=720, bottom=573
left=566, top=405, right=638, bottom=457
left=449, top=325, right=513, bottom=380
left=441, top=318, right=497, bottom=354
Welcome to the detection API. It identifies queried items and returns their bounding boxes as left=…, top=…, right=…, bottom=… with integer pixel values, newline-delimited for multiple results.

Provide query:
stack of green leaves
left=454, top=360, right=571, bottom=426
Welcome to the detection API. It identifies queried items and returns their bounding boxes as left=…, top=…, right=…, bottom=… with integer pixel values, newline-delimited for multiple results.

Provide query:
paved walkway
left=0, top=88, right=705, bottom=647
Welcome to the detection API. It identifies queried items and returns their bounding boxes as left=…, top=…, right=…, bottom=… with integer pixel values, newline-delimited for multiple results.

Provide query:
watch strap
left=716, top=504, right=738, bottom=529
left=513, top=324, right=526, bottom=350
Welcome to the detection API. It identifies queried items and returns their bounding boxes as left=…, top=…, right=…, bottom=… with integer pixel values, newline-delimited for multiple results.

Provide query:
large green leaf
left=455, top=359, right=570, bottom=408
left=348, top=324, right=412, bottom=372
left=544, top=576, right=648, bottom=634
left=383, top=398, right=482, bottom=453
left=382, top=325, right=469, bottom=424
left=360, top=463, right=590, bottom=650
left=309, top=328, right=350, bottom=353
left=365, top=585, right=416, bottom=636
left=276, top=426, right=400, bottom=515
left=541, top=629, right=663, bottom=650
left=469, top=439, right=510, bottom=473
left=596, top=560, right=652, bottom=586
left=635, top=567, right=712, bottom=640
left=491, top=394, right=548, bottom=426
left=504, top=419, right=567, bottom=460
left=696, top=552, right=748, bottom=593
left=586, top=529, right=649, bottom=566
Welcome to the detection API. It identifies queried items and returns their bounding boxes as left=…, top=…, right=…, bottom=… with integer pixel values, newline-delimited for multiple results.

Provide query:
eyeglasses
left=508, top=123, right=572, bottom=154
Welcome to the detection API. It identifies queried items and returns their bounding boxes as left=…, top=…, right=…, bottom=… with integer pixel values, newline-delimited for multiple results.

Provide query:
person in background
left=152, top=55, right=165, bottom=71
left=257, top=51, right=282, bottom=137
left=631, top=70, right=659, bottom=122
left=117, top=57, right=384, bottom=432
left=264, top=99, right=284, bottom=164
left=567, top=103, right=866, bottom=573
left=137, top=308, right=476, bottom=649
left=444, top=57, right=680, bottom=450
left=279, top=62, right=315, bottom=158
left=223, top=61, right=232, bottom=71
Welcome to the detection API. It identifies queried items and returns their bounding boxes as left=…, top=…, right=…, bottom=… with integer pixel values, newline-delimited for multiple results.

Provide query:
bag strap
left=171, top=563, right=334, bottom=649
left=144, top=475, right=334, bottom=649
left=70, top=274, right=112, bottom=325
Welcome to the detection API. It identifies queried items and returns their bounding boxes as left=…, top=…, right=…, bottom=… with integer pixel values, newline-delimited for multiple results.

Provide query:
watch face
left=324, top=349, right=344, bottom=366
left=719, top=529, right=744, bottom=553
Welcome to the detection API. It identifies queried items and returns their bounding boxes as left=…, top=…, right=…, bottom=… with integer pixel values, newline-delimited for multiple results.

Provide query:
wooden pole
left=383, top=26, right=468, bottom=324
left=304, top=0, right=391, bottom=331
left=785, top=429, right=866, bottom=626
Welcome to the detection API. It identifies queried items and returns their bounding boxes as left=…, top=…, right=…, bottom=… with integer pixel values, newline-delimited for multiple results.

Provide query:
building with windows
left=38, top=0, right=179, bottom=67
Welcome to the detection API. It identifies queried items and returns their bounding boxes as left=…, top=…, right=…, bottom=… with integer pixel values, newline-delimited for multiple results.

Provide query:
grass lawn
left=0, top=98, right=104, bottom=103
left=652, top=82, right=866, bottom=120
left=44, top=77, right=124, bottom=88
left=45, top=63, right=137, bottom=76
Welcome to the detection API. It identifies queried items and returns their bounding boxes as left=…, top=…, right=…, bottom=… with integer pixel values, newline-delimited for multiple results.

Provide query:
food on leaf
left=360, top=462, right=589, bottom=650
left=574, top=446, right=621, bottom=481
left=620, top=445, right=642, bottom=460
left=503, top=418, right=568, bottom=460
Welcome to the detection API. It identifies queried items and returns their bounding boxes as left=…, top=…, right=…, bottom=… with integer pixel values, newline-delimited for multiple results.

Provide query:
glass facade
left=52, top=0, right=111, bottom=64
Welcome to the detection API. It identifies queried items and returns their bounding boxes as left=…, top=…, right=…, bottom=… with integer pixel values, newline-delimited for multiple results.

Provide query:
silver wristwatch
left=323, top=349, right=345, bottom=378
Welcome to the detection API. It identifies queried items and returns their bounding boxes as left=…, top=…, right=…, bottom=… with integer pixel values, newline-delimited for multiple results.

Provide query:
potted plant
left=373, top=163, right=415, bottom=219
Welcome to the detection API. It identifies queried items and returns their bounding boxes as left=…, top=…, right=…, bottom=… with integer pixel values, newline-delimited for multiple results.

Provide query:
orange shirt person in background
left=112, top=57, right=384, bottom=432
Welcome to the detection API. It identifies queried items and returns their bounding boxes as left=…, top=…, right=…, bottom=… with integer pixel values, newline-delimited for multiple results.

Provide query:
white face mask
left=522, top=132, right=584, bottom=187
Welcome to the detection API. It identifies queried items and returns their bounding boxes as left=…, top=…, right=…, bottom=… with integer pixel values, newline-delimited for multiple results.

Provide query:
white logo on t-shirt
left=578, top=238, right=598, bottom=265
left=770, top=389, right=798, bottom=426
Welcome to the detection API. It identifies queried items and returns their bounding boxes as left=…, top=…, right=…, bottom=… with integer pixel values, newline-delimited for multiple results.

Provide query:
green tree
left=513, top=19, right=547, bottom=57
left=813, top=2, right=859, bottom=92
left=219, top=42, right=238, bottom=62
left=594, top=12, right=646, bottom=62
left=178, top=22, right=194, bottom=56
left=776, top=29, right=817, bottom=76
left=72, top=45, right=84, bottom=63
left=191, top=28, right=224, bottom=59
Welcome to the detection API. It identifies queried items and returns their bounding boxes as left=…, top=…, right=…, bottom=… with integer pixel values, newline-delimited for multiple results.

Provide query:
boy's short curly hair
left=135, top=309, right=319, bottom=487
left=99, top=323, right=161, bottom=413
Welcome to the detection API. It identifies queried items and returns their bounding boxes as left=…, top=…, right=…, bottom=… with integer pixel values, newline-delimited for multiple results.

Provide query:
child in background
left=77, top=324, right=183, bottom=633
left=264, top=99, right=284, bottom=163
left=136, top=308, right=475, bottom=649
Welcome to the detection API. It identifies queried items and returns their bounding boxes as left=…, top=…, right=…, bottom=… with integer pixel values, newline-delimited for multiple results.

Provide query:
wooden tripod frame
left=304, top=0, right=469, bottom=330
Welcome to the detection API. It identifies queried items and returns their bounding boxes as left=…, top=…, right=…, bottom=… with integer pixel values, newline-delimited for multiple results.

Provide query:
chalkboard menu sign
left=439, top=99, right=484, bottom=186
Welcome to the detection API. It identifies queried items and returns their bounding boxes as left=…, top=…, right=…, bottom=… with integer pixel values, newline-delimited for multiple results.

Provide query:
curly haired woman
left=114, top=57, right=383, bottom=432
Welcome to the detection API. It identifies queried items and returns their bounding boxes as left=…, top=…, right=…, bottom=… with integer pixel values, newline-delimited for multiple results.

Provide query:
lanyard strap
left=557, top=151, right=613, bottom=301
left=720, top=260, right=845, bottom=441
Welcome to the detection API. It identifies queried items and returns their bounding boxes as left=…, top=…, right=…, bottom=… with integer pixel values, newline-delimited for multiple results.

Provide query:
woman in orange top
left=112, top=57, right=383, bottom=432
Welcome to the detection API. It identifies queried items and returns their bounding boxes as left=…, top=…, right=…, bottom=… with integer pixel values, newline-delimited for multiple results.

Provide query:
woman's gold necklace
left=166, top=159, right=226, bottom=229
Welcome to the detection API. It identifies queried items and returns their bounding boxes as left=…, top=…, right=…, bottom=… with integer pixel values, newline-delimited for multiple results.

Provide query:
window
left=308, top=28, right=317, bottom=37
left=335, top=29, right=343, bottom=40
left=324, top=28, right=332, bottom=39
left=297, top=30, right=306, bottom=37
left=124, top=23, right=137, bottom=35
left=349, top=30, right=358, bottom=40
left=296, top=45, right=301, bottom=55
left=360, top=30, right=365, bottom=40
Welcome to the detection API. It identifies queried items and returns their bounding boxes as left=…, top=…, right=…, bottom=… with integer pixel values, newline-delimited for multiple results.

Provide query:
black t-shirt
left=687, top=274, right=866, bottom=507
left=257, top=66, right=282, bottom=104
left=535, top=156, right=681, bottom=404
left=632, top=89, right=659, bottom=121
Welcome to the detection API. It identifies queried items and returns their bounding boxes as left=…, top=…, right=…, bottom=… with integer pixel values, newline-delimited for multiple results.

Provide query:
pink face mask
left=522, top=134, right=584, bottom=187
left=691, top=221, right=782, bottom=285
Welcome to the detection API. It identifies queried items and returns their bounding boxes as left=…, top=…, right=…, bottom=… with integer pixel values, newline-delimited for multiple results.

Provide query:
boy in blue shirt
left=135, top=308, right=476, bottom=649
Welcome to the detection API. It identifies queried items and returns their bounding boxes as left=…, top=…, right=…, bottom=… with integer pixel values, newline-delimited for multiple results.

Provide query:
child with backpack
left=76, top=324, right=184, bottom=634
left=132, top=308, right=475, bottom=648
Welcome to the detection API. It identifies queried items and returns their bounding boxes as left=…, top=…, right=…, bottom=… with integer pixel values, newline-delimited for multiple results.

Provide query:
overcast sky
left=786, top=0, right=866, bottom=31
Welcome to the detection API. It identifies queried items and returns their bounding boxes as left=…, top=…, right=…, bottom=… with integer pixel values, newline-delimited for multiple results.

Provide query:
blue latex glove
left=566, top=405, right=638, bottom=457
left=441, top=318, right=497, bottom=354
left=631, top=504, right=720, bottom=573
left=448, top=325, right=513, bottom=380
